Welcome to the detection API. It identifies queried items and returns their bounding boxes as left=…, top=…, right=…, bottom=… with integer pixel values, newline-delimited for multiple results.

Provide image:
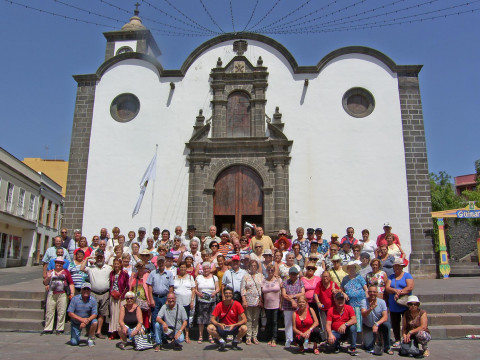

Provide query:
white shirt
left=174, top=274, right=195, bottom=306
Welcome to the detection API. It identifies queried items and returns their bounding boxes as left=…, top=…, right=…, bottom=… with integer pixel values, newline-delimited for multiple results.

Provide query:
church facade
left=63, top=15, right=435, bottom=276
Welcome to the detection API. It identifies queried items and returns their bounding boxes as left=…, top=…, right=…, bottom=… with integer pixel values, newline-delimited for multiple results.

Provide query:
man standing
left=80, top=249, right=111, bottom=339
left=67, top=282, right=98, bottom=347
left=99, top=227, right=109, bottom=242
left=341, top=227, right=359, bottom=246
left=207, top=287, right=248, bottom=351
left=152, top=227, right=161, bottom=247
left=154, top=293, right=188, bottom=351
left=184, top=225, right=196, bottom=250
left=46, top=248, right=70, bottom=270
left=249, top=227, right=274, bottom=253
left=316, top=227, right=330, bottom=255
left=361, top=285, right=391, bottom=354
left=42, top=236, right=71, bottom=278
left=376, top=222, right=400, bottom=247
left=326, top=292, right=358, bottom=355
left=135, top=227, right=148, bottom=250
left=221, top=255, right=246, bottom=300
left=60, top=228, right=72, bottom=252
left=147, top=256, right=174, bottom=342
left=91, top=240, right=112, bottom=264
left=218, top=231, right=234, bottom=257
left=202, top=225, right=220, bottom=251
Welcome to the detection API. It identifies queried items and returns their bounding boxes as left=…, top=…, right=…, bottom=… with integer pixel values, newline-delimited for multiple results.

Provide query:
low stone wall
left=446, top=219, right=480, bottom=261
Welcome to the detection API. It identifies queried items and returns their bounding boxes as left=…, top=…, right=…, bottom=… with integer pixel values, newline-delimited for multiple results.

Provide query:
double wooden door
left=213, top=166, right=263, bottom=235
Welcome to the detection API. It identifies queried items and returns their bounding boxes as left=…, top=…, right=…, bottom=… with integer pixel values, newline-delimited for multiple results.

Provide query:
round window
left=116, top=46, right=133, bottom=55
left=110, top=93, right=140, bottom=122
left=342, top=87, right=375, bottom=118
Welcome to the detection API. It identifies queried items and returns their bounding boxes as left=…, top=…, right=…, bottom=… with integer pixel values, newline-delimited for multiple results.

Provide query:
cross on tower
left=134, top=2, right=140, bottom=16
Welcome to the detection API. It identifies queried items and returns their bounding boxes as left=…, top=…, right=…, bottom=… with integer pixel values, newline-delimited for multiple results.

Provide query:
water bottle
left=304, top=338, right=309, bottom=348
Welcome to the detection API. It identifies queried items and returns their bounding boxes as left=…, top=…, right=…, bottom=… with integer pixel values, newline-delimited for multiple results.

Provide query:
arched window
left=226, top=92, right=251, bottom=137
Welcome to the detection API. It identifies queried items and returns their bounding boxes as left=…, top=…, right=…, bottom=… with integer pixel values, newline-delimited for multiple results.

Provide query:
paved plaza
left=1, top=331, right=479, bottom=360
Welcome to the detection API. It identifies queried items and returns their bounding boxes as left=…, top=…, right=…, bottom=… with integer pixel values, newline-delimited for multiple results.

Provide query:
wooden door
left=214, top=166, right=263, bottom=235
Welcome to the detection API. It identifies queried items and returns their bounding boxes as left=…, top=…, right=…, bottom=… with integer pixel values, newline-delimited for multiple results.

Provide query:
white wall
left=82, top=39, right=411, bottom=257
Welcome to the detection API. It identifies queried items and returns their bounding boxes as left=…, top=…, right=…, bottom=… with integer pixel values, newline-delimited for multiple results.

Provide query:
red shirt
left=327, top=304, right=355, bottom=332
left=376, top=233, right=400, bottom=247
left=315, top=280, right=340, bottom=312
left=340, top=236, right=358, bottom=245
left=212, top=300, right=244, bottom=325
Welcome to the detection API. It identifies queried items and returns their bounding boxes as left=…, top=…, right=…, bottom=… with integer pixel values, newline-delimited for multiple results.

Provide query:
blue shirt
left=341, top=274, right=367, bottom=307
left=222, top=268, right=247, bottom=293
left=388, top=272, right=413, bottom=313
left=42, top=246, right=71, bottom=264
left=67, top=294, right=98, bottom=324
left=47, top=258, right=70, bottom=271
left=146, top=269, right=174, bottom=296
left=361, top=298, right=387, bottom=327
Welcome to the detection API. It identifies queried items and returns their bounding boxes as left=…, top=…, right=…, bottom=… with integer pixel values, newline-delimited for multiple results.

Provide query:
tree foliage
left=429, top=171, right=464, bottom=211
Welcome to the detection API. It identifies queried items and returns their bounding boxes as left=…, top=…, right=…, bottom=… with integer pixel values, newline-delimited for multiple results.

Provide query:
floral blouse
left=281, top=278, right=304, bottom=311
left=366, top=270, right=387, bottom=294
left=241, top=272, right=264, bottom=307
left=341, top=274, right=367, bottom=307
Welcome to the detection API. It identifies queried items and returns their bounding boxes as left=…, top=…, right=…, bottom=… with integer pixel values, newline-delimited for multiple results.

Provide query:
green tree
left=429, top=171, right=464, bottom=211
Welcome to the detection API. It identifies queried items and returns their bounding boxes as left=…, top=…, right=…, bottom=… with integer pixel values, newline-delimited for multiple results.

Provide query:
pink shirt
left=301, top=276, right=321, bottom=303
left=261, top=277, right=282, bottom=309
left=376, top=233, right=400, bottom=247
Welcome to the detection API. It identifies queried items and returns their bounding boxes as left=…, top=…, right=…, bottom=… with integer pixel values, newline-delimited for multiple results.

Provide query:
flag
left=132, top=152, right=157, bottom=217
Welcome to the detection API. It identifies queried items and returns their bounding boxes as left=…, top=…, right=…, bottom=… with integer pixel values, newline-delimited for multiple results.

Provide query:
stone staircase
left=450, top=262, right=480, bottom=277
left=417, top=291, right=480, bottom=339
left=0, top=290, right=45, bottom=332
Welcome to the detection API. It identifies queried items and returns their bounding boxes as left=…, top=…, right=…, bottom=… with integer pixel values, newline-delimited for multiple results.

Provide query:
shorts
left=217, top=325, right=239, bottom=339
left=92, top=291, right=110, bottom=317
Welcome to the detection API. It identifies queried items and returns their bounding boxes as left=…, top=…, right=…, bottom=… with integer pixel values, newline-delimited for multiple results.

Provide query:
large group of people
left=40, top=223, right=430, bottom=356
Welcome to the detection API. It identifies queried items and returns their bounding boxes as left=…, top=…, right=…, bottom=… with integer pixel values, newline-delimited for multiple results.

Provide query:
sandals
left=185, top=337, right=191, bottom=344
left=271, top=340, right=277, bottom=347
left=385, top=349, right=394, bottom=355
left=246, top=338, right=252, bottom=345
left=314, top=348, right=320, bottom=355
left=118, top=342, right=126, bottom=350
left=197, top=337, right=203, bottom=344
left=423, top=349, right=430, bottom=357
left=392, top=341, right=401, bottom=347
left=252, top=338, right=259, bottom=345
left=209, top=335, right=215, bottom=344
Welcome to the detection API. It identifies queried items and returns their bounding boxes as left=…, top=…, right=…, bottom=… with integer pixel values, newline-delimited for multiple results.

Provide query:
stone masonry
left=62, top=75, right=97, bottom=233
left=398, top=74, right=435, bottom=278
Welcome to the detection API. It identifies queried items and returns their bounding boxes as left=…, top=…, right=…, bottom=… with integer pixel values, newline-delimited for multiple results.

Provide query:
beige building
left=23, top=158, right=68, bottom=197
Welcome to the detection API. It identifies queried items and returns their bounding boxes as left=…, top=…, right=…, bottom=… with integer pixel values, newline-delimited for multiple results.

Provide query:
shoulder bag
left=399, top=340, right=420, bottom=357
left=134, top=326, right=153, bottom=351
left=393, top=277, right=409, bottom=307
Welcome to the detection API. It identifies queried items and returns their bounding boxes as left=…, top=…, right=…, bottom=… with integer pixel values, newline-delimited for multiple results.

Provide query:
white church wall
left=82, top=39, right=411, bottom=257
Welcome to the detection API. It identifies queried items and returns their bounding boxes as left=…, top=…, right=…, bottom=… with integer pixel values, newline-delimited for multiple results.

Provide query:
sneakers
left=348, top=348, right=358, bottom=356
left=284, top=340, right=292, bottom=348
left=231, top=340, right=241, bottom=350
left=87, top=338, right=96, bottom=347
left=218, top=342, right=226, bottom=352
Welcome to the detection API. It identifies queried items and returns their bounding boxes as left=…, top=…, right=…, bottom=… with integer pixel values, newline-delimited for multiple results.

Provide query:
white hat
left=383, top=222, right=392, bottom=228
left=407, top=295, right=420, bottom=305
left=220, top=230, right=230, bottom=237
left=343, top=261, right=361, bottom=273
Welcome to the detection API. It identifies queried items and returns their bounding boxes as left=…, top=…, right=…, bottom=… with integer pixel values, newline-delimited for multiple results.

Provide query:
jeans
left=332, top=324, right=357, bottom=350
left=70, top=319, right=98, bottom=346
left=151, top=295, right=167, bottom=338
left=154, top=322, right=185, bottom=345
left=363, top=323, right=391, bottom=351
left=265, top=309, right=279, bottom=341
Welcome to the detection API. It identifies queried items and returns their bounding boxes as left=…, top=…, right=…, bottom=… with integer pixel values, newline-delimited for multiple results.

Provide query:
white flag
left=132, top=152, right=157, bottom=217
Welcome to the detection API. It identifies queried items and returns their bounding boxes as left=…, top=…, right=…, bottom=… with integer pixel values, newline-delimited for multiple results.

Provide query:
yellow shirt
left=329, top=268, right=348, bottom=288
left=250, top=236, right=274, bottom=252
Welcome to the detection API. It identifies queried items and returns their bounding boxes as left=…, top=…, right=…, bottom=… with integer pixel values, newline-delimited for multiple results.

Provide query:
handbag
left=134, top=329, right=154, bottom=351
left=393, top=278, right=409, bottom=307
left=399, top=341, right=420, bottom=357
left=229, top=271, right=243, bottom=302
left=110, top=290, right=121, bottom=300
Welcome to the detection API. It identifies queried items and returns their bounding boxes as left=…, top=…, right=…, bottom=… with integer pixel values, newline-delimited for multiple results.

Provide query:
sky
left=0, top=0, right=479, bottom=179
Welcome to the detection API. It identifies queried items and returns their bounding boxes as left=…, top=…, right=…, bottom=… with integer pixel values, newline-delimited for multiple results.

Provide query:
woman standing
left=129, top=261, right=152, bottom=330
left=273, top=249, right=284, bottom=276
left=292, top=243, right=305, bottom=270
left=281, top=267, right=305, bottom=348
left=378, top=245, right=395, bottom=277
left=184, top=254, right=196, bottom=278
left=169, top=235, right=186, bottom=265
left=359, top=229, right=376, bottom=259
left=261, top=264, right=282, bottom=347
left=107, top=227, right=121, bottom=252
left=292, top=295, right=322, bottom=354
left=301, top=262, right=321, bottom=317
left=293, top=227, right=310, bottom=257
left=386, top=258, right=414, bottom=347
left=145, top=237, right=158, bottom=256
left=241, top=260, right=264, bottom=345
left=118, top=291, right=143, bottom=350
left=130, top=243, right=141, bottom=266
left=69, top=249, right=88, bottom=295
left=366, top=259, right=388, bottom=300
left=274, top=236, right=291, bottom=261
left=341, top=261, right=368, bottom=334
left=195, top=262, right=219, bottom=344
left=157, top=229, right=173, bottom=250
left=215, top=255, right=228, bottom=290
left=329, top=254, right=347, bottom=288
left=314, top=271, right=340, bottom=327
left=249, top=239, right=263, bottom=265
left=279, top=252, right=302, bottom=281
left=109, top=258, right=130, bottom=339
left=174, top=261, right=196, bottom=343
left=42, top=258, right=74, bottom=335
left=208, top=241, right=221, bottom=265
left=386, top=233, right=406, bottom=259
left=402, top=295, right=431, bottom=357
left=122, top=253, right=133, bottom=277
left=195, top=249, right=211, bottom=277
left=108, top=245, right=124, bottom=266
left=75, top=236, right=92, bottom=257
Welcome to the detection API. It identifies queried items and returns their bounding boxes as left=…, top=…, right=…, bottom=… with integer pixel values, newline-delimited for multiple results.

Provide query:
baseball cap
left=81, top=282, right=92, bottom=290
left=138, top=227, right=146, bottom=232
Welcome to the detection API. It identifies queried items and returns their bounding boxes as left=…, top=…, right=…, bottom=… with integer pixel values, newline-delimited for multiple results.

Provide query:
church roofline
left=75, top=32, right=422, bottom=81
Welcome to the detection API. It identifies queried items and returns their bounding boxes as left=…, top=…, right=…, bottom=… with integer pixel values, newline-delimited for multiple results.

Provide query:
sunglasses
left=255, top=246, right=262, bottom=248
left=125, top=297, right=135, bottom=300
left=211, top=244, right=219, bottom=248
left=408, top=303, right=420, bottom=306
left=267, top=269, right=275, bottom=272
left=306, top=267, right=316, bottom=270
left=240, top=239, right=247, bottom=242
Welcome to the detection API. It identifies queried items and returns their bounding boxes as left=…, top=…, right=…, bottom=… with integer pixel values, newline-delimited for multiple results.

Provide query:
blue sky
left=0, top=0, right=479, bottom=179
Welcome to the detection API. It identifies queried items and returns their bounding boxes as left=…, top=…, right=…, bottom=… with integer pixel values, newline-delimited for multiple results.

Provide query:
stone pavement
left=1, top=331, right=479, bottom=360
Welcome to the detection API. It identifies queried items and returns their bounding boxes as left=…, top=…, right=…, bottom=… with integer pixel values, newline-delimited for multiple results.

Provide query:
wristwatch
left=344, top=322, right=349, bottom=327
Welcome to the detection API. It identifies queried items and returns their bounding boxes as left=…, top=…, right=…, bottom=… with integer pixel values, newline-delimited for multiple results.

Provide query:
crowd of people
left=40, top=223, right=431, bottom=356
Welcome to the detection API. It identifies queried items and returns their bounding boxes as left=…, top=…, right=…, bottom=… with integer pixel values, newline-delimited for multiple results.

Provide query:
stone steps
left=421, top=301, right=480, bottom=314
left=0, top=298, right=44, bottom=310
left=429, top=313, right=480, bottom=326
left=0, top=290, right=45, bottom=331
left=429, top=325, right=480, bottom=339
left=0, top=318, right=44, bottom=332
left=450, top=263, right=480, bottom=277
left=0, top=308, right=44, bottom=320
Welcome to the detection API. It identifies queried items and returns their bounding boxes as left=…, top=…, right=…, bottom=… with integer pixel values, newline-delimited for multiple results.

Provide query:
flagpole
left=149, top=144, right=158, bottom=234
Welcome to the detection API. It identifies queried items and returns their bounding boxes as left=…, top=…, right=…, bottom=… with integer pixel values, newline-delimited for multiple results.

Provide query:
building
left=63, top=13, right=434, bottom=276
left=0, top=148, right=63, bottom=267
left=23, top=158, right=69, bottom=197
left=454, top=174, right=477, bottom=196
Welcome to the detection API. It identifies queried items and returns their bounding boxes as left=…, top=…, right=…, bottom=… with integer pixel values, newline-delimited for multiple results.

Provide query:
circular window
left=342, top=87, right=375, bottom=118
left=116, top=46, right=133, bottom=55
left=110, top=93, right=140, bottom=122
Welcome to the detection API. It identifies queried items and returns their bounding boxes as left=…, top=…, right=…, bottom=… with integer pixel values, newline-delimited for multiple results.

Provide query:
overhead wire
left=230, top=0, right=235, bottom=32
left=242, top=0, right=259, bottom=31
left=161, top=0, right=217, bottom=34
left=254, top=0, right=313, bottom=32
left=53, top=0, right=123, bottom=23
left=198, top=0, right=225, bottom=33
left=247, top=0, right=282, bottom=31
